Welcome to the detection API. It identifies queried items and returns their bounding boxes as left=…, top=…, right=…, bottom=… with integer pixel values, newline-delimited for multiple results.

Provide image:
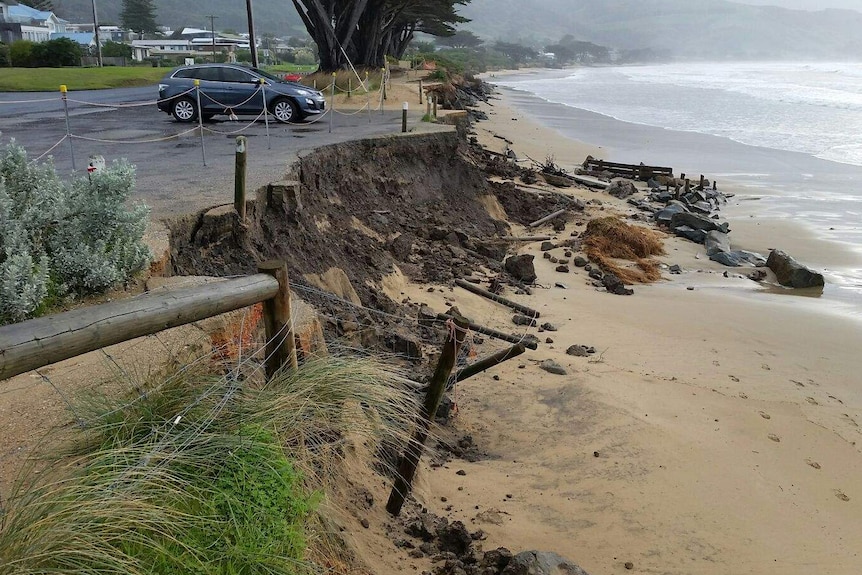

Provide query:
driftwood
left=455, top=279, right=540, bottom=318
left=436, top=313, right=538, bottom=350
left=528, top=209, right=568, bottom=228
left=455, top=343, right=527, bottom=383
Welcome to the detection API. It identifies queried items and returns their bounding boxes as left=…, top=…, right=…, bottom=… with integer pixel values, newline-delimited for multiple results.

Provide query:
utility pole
left=207, top=15, right=218, bottom=63
left=91, top=0, right=102, bottom=67
left=245, top=0, right=258, bottom=68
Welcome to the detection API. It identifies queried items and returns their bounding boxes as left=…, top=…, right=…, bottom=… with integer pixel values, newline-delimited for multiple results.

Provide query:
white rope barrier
left=29, top=134, right=68, bottom=163
left=332, top=102, right=371, bottom=116
left=70, top=126, right=199, bottom=145
left=201, top=111, right=266, bottom=136
left=67, top=87, right=196, bottom=108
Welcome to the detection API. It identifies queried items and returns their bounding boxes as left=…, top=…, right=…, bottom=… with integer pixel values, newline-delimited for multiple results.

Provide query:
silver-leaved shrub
left=0, top=142, right=151, bottom=324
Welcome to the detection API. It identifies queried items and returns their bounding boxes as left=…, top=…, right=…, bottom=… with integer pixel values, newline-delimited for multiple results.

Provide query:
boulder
left=709, top=251, right=742, bottom=267
left=437, top=521, right=472, bottom=556
left=540, top=241, right=555, bottom=252
left=691, top=201, right=713, bottom=215
left=573, top=256, right=588, bottom=268
left=607, top=179, right=637, bottom=199
left=767, top=250, right=825, bottom=288
left=566, top=345, right=589, bottom=357
left=539, top=360, right=567, bottom=376
left=704, top=231, right=731, bottom=256
left=603, top=273, right=634, bottom=295
left=555, top=265, right=570, bottom=273
left=654, top=203, right=688, bottom=224
left=482, top=548, right=514, bottom=572
left=501, top=551, right=590, bottom=575
left=672, top=225, right=707, bottom=244
left=505, top=254, right=537, bottom=283
left=670, top=212, right=729, bottom=233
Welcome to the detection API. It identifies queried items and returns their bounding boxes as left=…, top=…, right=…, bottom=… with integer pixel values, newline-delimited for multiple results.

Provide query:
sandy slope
left=356, top=92, right=862, bottom=575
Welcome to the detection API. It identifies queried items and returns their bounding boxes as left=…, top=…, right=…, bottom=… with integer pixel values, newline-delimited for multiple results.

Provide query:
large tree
left=290, top=0, right=468, bottom=71
left=121, top=0, right=158, bottom=35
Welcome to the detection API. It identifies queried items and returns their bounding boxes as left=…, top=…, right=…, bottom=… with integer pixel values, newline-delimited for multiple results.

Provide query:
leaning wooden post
left=419, top=79, right=424, bottom=104
left=386, top=313, right=470, bottom=516
left=432, top=92, right=438, bottom=118
left=402, top=102, right=408, bottom=133
left=258, top=261, right=298, bottom=378
left=234, top=136, right=247, bottom=222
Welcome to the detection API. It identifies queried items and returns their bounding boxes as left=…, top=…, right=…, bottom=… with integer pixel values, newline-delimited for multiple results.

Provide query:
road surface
left=0, top=85, right=422, bottom=219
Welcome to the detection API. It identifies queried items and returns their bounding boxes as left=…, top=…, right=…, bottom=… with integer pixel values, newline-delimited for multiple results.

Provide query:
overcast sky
left=732, top=0, right=861, bottom=11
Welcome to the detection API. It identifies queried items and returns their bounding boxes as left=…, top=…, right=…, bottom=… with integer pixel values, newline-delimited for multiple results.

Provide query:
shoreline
left=477, top=72, right=862, bottom=313
left=367, top=74, right=862, bottom=574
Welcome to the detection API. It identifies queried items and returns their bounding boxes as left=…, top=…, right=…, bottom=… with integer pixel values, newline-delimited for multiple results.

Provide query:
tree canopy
left=290, top=0, right=469, bottom=71
left=121, top=0, right=159, bottom=35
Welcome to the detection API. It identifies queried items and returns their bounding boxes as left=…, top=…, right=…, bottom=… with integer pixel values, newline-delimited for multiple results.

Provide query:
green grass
left=0, top=67, right=170, bottom=92
left=0, top=354, right=418, bottom=575
left=263, top=64, right=318, bottom=75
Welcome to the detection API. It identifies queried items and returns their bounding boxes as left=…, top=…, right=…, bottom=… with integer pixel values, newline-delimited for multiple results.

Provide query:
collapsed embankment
left=167, top=130, right=563, bottom=317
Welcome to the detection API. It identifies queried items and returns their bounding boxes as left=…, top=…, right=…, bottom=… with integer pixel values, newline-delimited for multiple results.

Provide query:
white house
left=132, top=39, right=194, bottom=59
left=4, top=3, right=65, bottom=42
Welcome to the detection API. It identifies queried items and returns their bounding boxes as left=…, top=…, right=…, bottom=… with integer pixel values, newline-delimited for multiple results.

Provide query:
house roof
left=9, top=4, right=53, bottom=21
left=51, top=32, right=94, bottom=45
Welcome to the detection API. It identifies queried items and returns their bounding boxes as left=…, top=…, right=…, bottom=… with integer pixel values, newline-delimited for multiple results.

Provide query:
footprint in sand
left=791, top=379, right=805, bottom=388
left=835, top=490, right=850, bottom=502
left=842, top=414, right=859, bottom=427
left=806, top=397, right=819, bottom=406
left=759, top=411, right=771, bottom=420
left=768, top=434, right=781, bottom=443
left=829, top=395, right=845, bottom=405
left=729, top=375, right=740, bottom=382
left=739, top=392, right=748, bottom=399
left=761, top=364, right=771, bottom=371
left=712, top=360, right=721, bottom=367
left=806, top=459, right=821, bottom=470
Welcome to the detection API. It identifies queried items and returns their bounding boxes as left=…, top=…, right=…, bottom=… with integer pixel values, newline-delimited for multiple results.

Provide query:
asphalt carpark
left=0, top=87, right=421, bottom=220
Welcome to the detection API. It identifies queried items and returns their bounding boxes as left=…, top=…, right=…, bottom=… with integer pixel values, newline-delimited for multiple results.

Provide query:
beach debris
left=835, top=491, right=850, bottom=502
left=540, top=360, right=567, bottom=376
left=438, top=311, right=539, bottom=350
left=748, top=269, right=767, bottom=281
left=503, top=551, right=591, bottom=575
left=767, top=250, right=825, bottom=288
left=455, top=343, right=527, bottom=384
left=454, top=278, right=540, bottom=317
left=588, top=268, right=604, bottom=280
left=768, top=433, right=781, bottom=442
left=555, top=265, right=570, bottom=273
left=529, top=209, right=570, bottom=229
left=541, top=241, right=556, bottom=251
left=513, top=314, right=537, bottom=327
left=540, top=322, right=558, bottom=331
left=554, top=282, right=568, bottom=289
left=583, top=217, right=665, bottom=284
left=607, top=179, right=638, bottom=199
left=566, top=345, right=595, bottom=357
left=505, top=254, right=537, bottom=283
left=669, top=264, right=682, bottom=274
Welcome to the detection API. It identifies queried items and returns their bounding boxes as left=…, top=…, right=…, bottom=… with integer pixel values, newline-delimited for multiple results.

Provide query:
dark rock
left=543, top=252, right=552, bottom=260
left=552, top=220, right=566, bottom=233
left=540, top=241, right=555, bottom=252
left=360, top=518, right=370, bottom=528
left=389, top=233, right=416, bottom=260
left=540, top=323, right=558, bottom=332
left=554, top=282, right=568, bottom=289
left=555, top=265, right=570, bottom=273
left=748, top=269, right=768, bottom=281
left=704, top=231, right=731, bottom=256
left=505, top=255, right=537, bottom=283
left=482, top=548, right=514, bottom=572
left=408, top=548, right=425, bottom=559
left=691, top=201, right=713, bottom=215
left=670, top=211, right=729, bottom=234
left=420, top=541, right=436, bottom=555
left=669, top=264, right=682, bottom=274
left=395, top=539, right=415, bottom=549
left=475, top=240, right=509, bottom=262
left=736, top=250, right=767, bottom=266
left=540, top=360, right=567, bottom=376
left=584, top=264, right=592, bottom=272
left=603, top=273, right=633, bottom=295
left=385, top=333, right=423, bottom=360
left=564, top=251, right=573, bottom=258
left=437, top=521, right=473, bottom=556
left=767, top=250, right=825, bottom=288
left=709, top=251, right=742, bottom=267
left=566, top=345, right=589, bottom=357
left=588, top=268, right=604, bottom=280
left=419, top=305, right=437, bottom=327
left=456, top=469, right=467, bottom=476
left=654, top=203, right=688, bottom=224
left=607, top=179, right=637, bottom=199
left=573, top=256, right=588, bottom=267
left=501, top=551, right=590, bottom=575
left=545, top=337, right=554, bottom=344
left=550, top=257, right=559, bottom=264
left=624, top=562, right=634, bottom=570
left=513, top=314, right=537, bottom=327
left=672, top=225, right=707, bottom=244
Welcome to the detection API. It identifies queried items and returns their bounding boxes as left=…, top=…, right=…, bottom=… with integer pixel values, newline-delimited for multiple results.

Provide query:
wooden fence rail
left=0, top=261, right=297, bottom=382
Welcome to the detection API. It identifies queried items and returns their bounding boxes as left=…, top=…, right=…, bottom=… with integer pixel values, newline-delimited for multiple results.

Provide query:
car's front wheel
left=171, top=97, right=198, bottom=122
left=272, top=98, right=299, bottom=124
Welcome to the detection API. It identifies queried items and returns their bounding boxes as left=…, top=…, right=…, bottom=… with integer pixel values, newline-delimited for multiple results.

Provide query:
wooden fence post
left=258, top=261, right=298, bottom=379
left=235, top=136, right=247, bottom=222
left=386, top=313, right=470, bottom=516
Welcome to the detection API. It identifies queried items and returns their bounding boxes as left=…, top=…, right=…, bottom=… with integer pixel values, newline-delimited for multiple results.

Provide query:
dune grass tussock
left=0, top=355, right=418, bottom=575
left=584, top=216, right=666, bottom=284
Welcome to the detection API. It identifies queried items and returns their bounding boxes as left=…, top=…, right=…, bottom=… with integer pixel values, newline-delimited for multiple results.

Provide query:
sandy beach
left=340, top=80, right=862, bottom=575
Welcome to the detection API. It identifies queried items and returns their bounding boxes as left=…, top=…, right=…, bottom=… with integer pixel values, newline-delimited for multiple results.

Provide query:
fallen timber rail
left=436, top=313, right=538, bottom=350
left=583, top=158, right=673, bottom=180
left=454, top=279, right=540, bottom=318
left=0, top=261, right=297, bottom=382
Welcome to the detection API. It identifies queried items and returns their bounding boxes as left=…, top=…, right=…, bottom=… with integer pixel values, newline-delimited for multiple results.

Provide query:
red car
left=283, top=73, right=303, bottom=82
